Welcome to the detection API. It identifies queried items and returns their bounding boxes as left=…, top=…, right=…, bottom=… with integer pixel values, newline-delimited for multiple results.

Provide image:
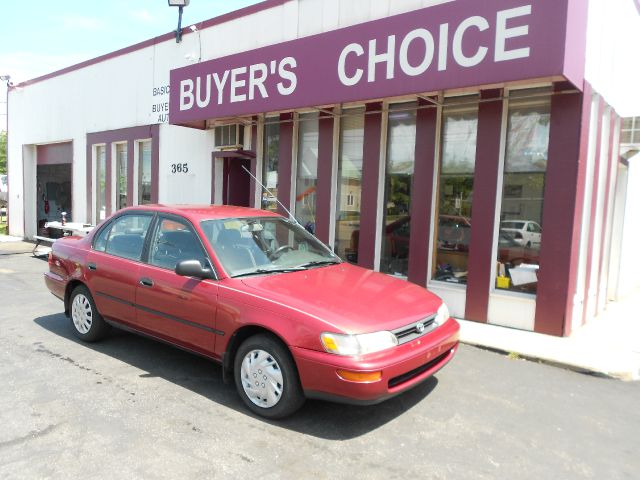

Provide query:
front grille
left=388, top=351, right=450, bottom=389
left=391, top=314, right=437, bottom=345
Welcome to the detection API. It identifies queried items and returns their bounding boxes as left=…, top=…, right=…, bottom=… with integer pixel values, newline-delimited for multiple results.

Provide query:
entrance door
left=223, top=158, right=251, bottom=207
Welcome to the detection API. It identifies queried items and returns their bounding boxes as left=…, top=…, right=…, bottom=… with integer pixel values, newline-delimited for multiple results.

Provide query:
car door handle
left=139, top=277, right=154, bottom=287
left=87, top=262, right=97, bottom=271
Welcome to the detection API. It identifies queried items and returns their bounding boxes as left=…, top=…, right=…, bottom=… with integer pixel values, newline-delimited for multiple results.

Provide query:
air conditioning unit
left=214, top=124, right=245, bottom=149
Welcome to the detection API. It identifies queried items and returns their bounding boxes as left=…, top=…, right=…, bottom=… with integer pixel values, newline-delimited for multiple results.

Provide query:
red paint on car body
left=45, top=205, right=459, bottom=406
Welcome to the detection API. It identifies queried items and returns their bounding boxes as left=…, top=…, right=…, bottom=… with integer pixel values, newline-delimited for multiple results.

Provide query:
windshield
left=200, top=217, right=340, bottom=277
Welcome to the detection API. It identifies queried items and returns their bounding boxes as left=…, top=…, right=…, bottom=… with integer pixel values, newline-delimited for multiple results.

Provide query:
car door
left=135, top=214, right=220, bottom=357
left=86, top=212, right=154, bottom=326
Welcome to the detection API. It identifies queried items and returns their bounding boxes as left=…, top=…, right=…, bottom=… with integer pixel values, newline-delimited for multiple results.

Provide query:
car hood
left=239, top=263, right=443, bottom=333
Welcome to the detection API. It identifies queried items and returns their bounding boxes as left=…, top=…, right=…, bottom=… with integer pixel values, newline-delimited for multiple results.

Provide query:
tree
left=0, top=130, right=6, bottom=174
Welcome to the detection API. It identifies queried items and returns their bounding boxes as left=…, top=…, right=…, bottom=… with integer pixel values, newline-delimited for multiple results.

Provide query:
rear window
left=502, top=221, right=525, bottom=229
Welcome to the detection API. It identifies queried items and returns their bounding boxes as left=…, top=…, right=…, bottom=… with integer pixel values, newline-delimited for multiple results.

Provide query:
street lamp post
left=168, top=0, right=190, bottom=43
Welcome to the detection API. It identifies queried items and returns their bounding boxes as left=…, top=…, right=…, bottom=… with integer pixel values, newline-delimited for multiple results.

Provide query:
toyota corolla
left=44, top=205, right=459, bottom=418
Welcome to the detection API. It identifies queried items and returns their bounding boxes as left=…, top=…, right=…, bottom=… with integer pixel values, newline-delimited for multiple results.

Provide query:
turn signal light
left=336, top=369, right=382, bottom=383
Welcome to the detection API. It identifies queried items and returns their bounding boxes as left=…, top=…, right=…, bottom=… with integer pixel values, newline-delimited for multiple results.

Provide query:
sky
left=0, top=0, right=263, bottom=130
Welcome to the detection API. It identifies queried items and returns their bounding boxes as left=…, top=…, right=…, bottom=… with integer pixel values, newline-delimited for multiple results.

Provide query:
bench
left=33, top=235, right=56, bottom=256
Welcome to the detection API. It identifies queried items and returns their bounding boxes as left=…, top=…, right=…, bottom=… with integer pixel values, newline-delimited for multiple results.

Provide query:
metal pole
left=176, top=6, right=184, bottom=43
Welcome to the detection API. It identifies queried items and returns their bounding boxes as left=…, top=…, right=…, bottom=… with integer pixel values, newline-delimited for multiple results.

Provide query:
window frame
left=490, top=86, right=552, bottom=298
left=146, top=213, right=216, bottom=275
left=430, top=94, right=480, bottom=288
left=91, top=211, right=155, bottom=262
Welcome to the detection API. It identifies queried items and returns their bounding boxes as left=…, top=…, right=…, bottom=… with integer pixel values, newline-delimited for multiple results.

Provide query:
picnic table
left=33, top=221, right=94, bottom=255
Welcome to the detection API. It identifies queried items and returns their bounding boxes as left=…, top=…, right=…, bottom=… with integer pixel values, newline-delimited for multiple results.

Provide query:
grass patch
left=507, top=351, right=521, bottom=360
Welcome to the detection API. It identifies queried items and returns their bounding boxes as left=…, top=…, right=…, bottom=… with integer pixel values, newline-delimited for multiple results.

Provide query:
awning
left=211, top=149, right=256, bottom=159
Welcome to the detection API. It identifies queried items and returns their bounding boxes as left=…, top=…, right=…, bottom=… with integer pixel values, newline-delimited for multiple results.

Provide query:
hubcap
left=71, top=294, right=93, bottom=334
left=240, top=349, right=284, bottom=408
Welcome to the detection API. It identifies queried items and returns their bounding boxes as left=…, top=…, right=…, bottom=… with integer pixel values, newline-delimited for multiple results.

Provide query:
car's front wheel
left=69, top=285, right=110, bottom=342
left=234, top=334, right=305, bottom=419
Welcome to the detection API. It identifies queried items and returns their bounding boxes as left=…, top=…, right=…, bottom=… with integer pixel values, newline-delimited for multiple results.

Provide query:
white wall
left=158, top=124, right=215, bottom=205
left=585, top=0, right=640, bottom=117
left=617, top=153, right=640, bottom=297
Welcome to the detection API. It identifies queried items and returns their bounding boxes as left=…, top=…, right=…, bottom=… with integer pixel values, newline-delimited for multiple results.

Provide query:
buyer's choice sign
left=169, top=0, right=582, bottom=124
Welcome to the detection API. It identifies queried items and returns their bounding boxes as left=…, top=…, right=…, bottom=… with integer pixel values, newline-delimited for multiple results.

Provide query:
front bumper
left=292, top=318, right=460, bottom=405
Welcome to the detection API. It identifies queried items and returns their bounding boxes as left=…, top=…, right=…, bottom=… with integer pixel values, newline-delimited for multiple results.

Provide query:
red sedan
left=45, top=205, right=459, bottom=418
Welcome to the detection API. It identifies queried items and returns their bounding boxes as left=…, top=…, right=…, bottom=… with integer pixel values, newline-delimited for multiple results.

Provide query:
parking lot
left=1, top=252, right=638, bottom=479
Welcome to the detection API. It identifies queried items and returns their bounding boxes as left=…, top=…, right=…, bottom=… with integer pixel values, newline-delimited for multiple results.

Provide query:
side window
left=149, top=217, right=208, bottom=270
left=93, top=223, right=112, bottom=252
left=104, top=214, right=152, bottom=261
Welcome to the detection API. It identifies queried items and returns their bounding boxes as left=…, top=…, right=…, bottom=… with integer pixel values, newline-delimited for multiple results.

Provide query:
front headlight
left=434, top=302, right=450, bottom=326
left=320, top=331, right=398, bottom=356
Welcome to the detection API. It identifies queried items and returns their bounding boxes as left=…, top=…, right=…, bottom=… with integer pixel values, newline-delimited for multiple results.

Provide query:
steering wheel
left=269, top=245, right=294, bottom=259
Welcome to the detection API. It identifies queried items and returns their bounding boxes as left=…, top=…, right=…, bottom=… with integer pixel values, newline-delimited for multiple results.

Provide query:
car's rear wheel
left=234, top=334, right=305, bottom=419
left=69, top=285, right=110, bottom=342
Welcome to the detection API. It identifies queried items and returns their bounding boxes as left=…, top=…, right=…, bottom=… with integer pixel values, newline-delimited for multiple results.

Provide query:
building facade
left=6, top=0, right=638, bottom=336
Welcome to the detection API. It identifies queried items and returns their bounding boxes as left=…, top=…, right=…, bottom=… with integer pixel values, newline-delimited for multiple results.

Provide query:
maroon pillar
left=277, top=113, right=294, bottom=217
left=249, top=118, right=258, bottom=208
left=358, top=102, right=383, bottom=270
left=465, top=89, right=503, bottom=323
left=315, top=110, right=335, bottom=245
left=535, top=83, right=591, bottom=336
left=408, top=99, right=438, bottom=286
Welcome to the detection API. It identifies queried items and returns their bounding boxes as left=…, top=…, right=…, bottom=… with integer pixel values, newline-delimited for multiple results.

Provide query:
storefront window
left=116, top=143, right=127, bottom=210
left=380, top=102, right=417, bottom=277
left=294, top=112, right=319, bottom=233
left=96, top=145, right=106, bottom=221
left=335, top=107, right=365, bottom=262
left=433, top=96, right=478, bottom=284
left=138, top=140, right=152, bottom=205
left=495, top=88, right=551, bottom=295
left=261, top=118, right=280, bottom=212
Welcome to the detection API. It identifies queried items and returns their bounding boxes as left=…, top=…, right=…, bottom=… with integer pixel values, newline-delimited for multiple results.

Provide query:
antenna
left=241, top=165, right=300, bottom=225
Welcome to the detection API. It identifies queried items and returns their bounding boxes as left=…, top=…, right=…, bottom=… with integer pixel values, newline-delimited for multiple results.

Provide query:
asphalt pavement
left=1, top=253, right=638, bottom=479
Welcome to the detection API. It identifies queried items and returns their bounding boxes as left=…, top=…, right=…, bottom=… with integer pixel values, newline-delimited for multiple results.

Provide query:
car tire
left=234, top=334, right=305, bottom=419
left=69, top=285, right=110, bottom=342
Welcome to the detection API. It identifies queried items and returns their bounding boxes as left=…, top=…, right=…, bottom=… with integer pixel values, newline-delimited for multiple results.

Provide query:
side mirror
left=175, top=260, right=214, bottom=279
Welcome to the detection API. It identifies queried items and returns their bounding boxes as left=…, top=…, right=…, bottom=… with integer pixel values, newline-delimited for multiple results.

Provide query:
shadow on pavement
left=34, top=312, right=438, bottom=440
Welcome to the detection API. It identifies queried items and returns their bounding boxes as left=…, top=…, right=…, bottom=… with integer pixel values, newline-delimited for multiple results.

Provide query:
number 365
left=171, top=163, right=189, bottom=173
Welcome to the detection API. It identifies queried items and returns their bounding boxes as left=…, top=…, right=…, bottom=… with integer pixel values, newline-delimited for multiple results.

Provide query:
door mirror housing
left=175, top=260, right=214, bottom=279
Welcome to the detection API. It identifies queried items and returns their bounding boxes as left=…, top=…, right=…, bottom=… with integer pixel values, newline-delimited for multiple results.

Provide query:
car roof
left=118, top=204, right=283, bottom=222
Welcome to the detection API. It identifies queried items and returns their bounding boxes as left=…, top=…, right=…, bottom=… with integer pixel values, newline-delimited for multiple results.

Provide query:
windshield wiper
left=296, top=260, right=342, bottom=269
left=232, top=267, right=306, bottom=278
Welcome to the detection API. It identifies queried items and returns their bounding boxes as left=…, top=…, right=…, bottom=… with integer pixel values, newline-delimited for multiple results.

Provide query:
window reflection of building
left=335, top=107, right=365, bottom=261
left=116, top=142, right=127, bottom=210
left=138, top=140, right=152, bottom=205
left=294, top=112, right=319, bottom=232
left=620, top=117, right=640, bottom=144
left=495, top=88, right=551, bottom=294
left=96, top=145, right=106, bottom=221
left=262, top=118, right=280, bottom=212
left=433, top=96, right=479, bottom=284
left=380, top=102, right=418, bottom=277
